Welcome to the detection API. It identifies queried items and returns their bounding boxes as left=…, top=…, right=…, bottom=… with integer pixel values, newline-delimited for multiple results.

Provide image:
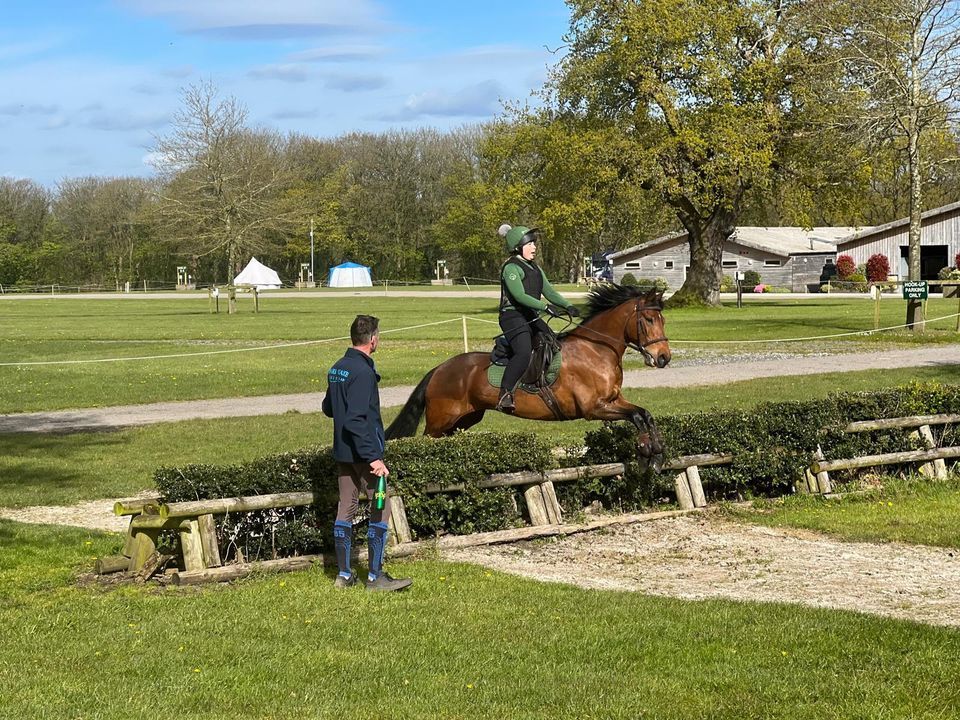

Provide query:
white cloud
left=248, top=64, right=311, bottom=83
left=385, top=80, right=505, bottom=121
left=118, top=0, right=387, bottom=39
left=288, top=45, right=385, bottom=63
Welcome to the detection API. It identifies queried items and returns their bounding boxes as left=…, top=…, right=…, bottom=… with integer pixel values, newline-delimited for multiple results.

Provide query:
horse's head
left=628, top=288, right=671, bottom=369
left=582, top=284, right=671, bottom=367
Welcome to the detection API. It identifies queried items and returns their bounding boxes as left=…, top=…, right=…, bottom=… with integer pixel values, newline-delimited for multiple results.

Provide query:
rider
left=495, top=224, right=580, bottom=413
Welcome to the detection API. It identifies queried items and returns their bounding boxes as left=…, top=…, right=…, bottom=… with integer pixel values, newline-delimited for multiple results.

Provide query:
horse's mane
left=581, top=283, right=663, bottom=322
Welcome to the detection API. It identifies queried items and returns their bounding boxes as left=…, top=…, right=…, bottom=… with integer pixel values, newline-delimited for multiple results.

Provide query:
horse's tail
left=385, top=368, right=437, bottom=440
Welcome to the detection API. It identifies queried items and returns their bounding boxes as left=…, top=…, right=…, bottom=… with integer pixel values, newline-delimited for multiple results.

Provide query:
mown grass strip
left=733, top=475, right=960, bottom=548
left=3, top=367, right=960, bottom=508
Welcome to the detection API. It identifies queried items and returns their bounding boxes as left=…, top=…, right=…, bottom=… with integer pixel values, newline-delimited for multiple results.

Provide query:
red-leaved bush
left=955, top=251, right=960, bottom=269
left=836, top=254, right=857, bottom=279
left=866, top=254, right=891, bottom=282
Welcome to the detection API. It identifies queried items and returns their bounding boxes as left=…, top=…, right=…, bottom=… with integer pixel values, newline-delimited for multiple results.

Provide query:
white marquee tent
left=233, top=257, right=282, bottom=289
left=327, top=262, right=372, bottom=287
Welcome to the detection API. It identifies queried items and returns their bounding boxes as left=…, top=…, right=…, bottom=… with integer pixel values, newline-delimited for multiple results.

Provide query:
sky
left=0, top=0, right=571, bottom=187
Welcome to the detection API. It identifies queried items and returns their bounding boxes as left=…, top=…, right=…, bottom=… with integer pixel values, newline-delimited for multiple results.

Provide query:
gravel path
left=2, top=344, right=958, bottom=434
left=446, top=513, right=960, bottom=628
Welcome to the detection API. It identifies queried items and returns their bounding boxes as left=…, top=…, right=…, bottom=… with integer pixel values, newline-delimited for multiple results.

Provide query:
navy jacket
left=321, top=347, right=385, bottom=464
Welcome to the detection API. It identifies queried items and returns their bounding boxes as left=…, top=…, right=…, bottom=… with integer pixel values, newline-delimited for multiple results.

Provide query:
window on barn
left=625, top=261, right=641, bottom=269
left=722, top=260, right=738, bottom=269
left=664, top=260, right=674, bottom=269
left=764, top=259, right=782, bottom=267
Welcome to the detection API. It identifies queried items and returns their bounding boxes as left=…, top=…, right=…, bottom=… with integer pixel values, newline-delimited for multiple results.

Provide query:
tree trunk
left=906, top=22, right=925, bottom=331
left=667, top=207, right=736, bottom=307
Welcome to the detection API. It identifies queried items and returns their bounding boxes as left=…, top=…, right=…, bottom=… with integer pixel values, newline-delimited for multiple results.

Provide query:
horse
left=385, top=284, right=672, bottom=467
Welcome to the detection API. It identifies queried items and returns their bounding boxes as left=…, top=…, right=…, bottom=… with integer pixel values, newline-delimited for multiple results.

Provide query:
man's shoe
left=334, top=571, right=357, bottom=589
left=366, top=572, right=413, bottom=592
left=496, top=390, right=515, bottom=413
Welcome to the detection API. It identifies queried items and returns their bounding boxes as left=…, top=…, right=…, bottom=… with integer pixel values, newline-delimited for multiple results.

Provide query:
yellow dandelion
left=467, top=684, right=474, bottom=689
left=193, top=668, right=201, bottom=673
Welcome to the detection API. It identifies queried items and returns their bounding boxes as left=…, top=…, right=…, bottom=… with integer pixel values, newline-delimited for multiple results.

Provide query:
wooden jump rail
left=809, top=413, right=960, bottom=490
left=97, top=414, right=959, bottom=584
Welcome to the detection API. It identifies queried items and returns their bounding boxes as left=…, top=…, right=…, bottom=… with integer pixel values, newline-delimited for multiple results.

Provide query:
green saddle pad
left=487, top=350, right=562, bottom=392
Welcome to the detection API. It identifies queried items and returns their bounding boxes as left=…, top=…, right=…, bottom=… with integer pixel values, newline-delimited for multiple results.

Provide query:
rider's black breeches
left=499, top=311, right=549, bottom=392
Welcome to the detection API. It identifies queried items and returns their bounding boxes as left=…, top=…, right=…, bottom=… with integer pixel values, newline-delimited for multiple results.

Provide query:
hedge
left=154, top=383, right=960, bottom=562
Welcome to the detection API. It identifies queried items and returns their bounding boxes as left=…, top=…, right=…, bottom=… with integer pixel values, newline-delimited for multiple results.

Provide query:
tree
left=151, top=80, right=304, bottom=281
left=547, top=0, right=862, bottom=305
left=814, top=0, right=960, bottom=329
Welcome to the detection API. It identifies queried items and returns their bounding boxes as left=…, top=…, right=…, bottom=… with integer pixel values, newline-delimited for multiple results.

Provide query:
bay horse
left=385, top=284, right=672, bottom=467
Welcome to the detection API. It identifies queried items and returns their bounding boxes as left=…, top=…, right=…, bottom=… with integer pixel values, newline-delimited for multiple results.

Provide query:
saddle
left=490, top=331, right=560, bottom=387
left=488, top=331, right=566, bottom=419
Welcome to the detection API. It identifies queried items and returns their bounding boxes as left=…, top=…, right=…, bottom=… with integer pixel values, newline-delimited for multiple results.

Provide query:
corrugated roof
left=838, top=199, right=960, bottom=246
left=610, top=226, right=869, bottom=260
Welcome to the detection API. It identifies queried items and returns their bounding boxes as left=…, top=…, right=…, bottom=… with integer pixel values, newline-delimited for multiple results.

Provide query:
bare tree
left=151, top=80, right=303, bottom=280
left=818, top=0, right=960, bottom=328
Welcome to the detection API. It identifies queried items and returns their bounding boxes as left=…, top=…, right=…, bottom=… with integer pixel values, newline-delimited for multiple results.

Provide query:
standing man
left=322, top=314, right=412, bottom=592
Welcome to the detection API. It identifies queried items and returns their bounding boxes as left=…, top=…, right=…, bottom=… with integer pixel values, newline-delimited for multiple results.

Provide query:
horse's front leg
left=590, top=396, right=664, bottom=471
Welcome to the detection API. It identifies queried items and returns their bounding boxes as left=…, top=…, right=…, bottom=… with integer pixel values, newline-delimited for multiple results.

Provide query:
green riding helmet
left=504, top=225, right=540, bottom=254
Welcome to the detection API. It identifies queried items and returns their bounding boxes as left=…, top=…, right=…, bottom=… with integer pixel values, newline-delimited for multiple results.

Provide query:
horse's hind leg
left=425, top=399, right=479, bottom=437
left=452, top=410, right=485, bottom=433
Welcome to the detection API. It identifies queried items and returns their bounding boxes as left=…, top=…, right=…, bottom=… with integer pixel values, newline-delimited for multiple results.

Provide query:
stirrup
left=496, top=390, right=516, bottom=413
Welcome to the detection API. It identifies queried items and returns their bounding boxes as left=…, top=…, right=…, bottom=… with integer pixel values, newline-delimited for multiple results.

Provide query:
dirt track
left=446, top=512, right=960, bottom=628
left=2, top=344, right=958, bottom=434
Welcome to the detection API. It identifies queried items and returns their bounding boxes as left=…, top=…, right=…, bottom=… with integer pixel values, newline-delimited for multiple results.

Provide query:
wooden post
left=523, top=484, right=551, bottom=526
left=390, top=495, right=413, bottom=544
left=95, top=555, right=132, bottom=575
left=813, top=446, right=832, bottom=494
left=462, top=315, right=469, bottom=353
left=253, top=287, right=259, bottom=313
left=228, top=286, right=236, bottom=314
left=180, top=519, right=205, bottom=572
left=674, top=471, right=695, bottom=510
left=873, top=285, right=881, bottom=330
left=802, top=468, right=818, bottom=493
left=916, top=425, right=948, bottom=479
left=128, top=530, right=157, bottom=572
left=685, top=465, right=707, bottom=508
left=541, top=481, right=562, bottom=524
left=197, top=513, right=222, bottom=567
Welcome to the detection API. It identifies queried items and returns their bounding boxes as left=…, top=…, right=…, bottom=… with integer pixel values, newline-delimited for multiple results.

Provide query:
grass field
left=3, top=294, right=960, bottom=718
left=1, top=519, right=959, bottom=720
left=2, top=295, right=959, bottom=412
left=734, top=474, right=960, bottom=548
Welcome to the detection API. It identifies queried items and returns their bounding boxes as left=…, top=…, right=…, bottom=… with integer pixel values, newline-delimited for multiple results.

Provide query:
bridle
left=563, top=298, right=667, bottom=360
left=626, top=299, right=668, bottom=365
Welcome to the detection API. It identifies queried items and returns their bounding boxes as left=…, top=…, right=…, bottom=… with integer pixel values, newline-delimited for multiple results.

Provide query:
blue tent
left=327, top=261, right=372, bottom=287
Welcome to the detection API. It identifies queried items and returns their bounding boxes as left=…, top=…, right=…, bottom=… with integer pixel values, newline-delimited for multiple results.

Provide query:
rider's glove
left=544, top=303, right=565, bottom=318
left=566, top=305, right=581, bottom=318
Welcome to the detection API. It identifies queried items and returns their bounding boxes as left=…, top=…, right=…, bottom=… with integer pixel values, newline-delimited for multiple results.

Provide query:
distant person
left=495, top=224, right=579, bottom=413
left=322, top=314, right=412, bottom=592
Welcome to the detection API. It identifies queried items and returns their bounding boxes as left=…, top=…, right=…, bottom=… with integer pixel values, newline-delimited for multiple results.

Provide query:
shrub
left=753, top=283, right=767, bottom=293
left=621, top=273, right=638, bottom=286
left=956, top=251, right=960, bottom=269
left=152, top=384, right=960, bottom=561
left=742, top=269, right=761, bottom=286
left=636, top=277, right=669, bottom=293
left=866, top=254, right=891, bottom=282
left=938, top=265, right=960, bottom=280
left=720, top=274, right=734, bottom=291
left=836, top=254, right=856, bottom=279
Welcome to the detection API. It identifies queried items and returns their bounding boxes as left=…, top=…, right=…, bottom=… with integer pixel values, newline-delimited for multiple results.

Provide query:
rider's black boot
left=496, top=388, right=516, bottom=413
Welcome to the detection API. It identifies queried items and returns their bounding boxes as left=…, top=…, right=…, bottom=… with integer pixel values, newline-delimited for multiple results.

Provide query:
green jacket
left=499, top=257, right=571, bottom=315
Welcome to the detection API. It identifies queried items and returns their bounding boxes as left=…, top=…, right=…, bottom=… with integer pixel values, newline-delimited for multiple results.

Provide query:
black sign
left=902, top=281, right=928, bottom=300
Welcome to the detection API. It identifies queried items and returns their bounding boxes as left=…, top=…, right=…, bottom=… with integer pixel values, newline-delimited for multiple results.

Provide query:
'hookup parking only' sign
left=902, top=280, right=928, bottom=300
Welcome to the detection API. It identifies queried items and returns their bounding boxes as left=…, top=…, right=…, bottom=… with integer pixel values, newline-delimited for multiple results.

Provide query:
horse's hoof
left=650, top=453, right=664, bottom=474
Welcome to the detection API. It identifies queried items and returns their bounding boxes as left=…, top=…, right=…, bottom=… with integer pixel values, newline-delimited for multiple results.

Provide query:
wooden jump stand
left=97, top=413, right=959, bottom=585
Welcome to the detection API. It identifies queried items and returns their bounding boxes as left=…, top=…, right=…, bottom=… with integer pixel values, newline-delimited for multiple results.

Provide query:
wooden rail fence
left=96, top=413, right=959, bottom=585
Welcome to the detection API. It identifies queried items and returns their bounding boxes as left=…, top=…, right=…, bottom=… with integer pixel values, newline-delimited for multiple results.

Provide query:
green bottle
left=374, top=474, right=387, bottom=510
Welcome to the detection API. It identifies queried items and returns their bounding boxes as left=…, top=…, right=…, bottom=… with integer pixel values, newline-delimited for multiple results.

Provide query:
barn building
left=836, top=200, right=960, bottom=280
left=608, top=226, right=861, bottom=292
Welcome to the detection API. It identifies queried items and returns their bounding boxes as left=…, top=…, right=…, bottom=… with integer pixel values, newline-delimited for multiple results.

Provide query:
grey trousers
left=335, top=461, right=391, bottom=524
